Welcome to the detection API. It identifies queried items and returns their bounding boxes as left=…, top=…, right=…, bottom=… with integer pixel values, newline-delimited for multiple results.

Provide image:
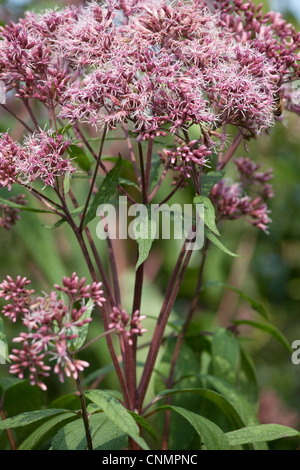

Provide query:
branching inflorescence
left=0, top=0, right=299, bottom=449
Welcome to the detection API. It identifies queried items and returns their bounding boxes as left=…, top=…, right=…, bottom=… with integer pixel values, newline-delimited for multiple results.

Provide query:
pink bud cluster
left=159, top=139, right=212, bottom=178
left=211, top=157, right=274, bottom=232
left=0, top=273, right=106, bottom=390
left=0, top=275, right=34, bottom=323
left=54, top=271, right=106, bottom=308
left=0, top=193, right=27, bottom=230
left=109, top=307, right=147, bottom=346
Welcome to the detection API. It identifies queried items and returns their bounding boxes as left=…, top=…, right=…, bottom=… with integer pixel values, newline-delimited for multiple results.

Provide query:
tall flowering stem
left=0, top=0, right=299, bottom=450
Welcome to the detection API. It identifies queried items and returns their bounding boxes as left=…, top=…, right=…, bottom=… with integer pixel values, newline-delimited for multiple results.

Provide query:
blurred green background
left=0, top=0, right=300, bottom=450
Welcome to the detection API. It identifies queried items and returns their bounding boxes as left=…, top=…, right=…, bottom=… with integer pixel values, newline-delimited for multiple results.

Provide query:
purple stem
left=79, top=124, right=107, bottom=233
left=137, top=240, right=192, bottom=412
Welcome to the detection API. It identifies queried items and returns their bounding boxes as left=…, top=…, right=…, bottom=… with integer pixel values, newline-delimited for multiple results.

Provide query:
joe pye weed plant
left=0, top=0, right=299, bottom=451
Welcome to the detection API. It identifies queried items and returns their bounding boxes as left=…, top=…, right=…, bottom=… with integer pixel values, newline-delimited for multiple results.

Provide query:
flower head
left=109, top=306, right=147, bottom=345
left=0, top=273, right=105, bottom=389
left=0, top=194, right=27, bottom=230
left=55, top=0, right=280, bottom=140
left=211, top=157, right=274, bottom=232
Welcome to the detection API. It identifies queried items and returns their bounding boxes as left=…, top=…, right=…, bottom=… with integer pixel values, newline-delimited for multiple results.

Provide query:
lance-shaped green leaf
left=201, top=170, right=225, bottom=197
left=0, top=197, right=53, bottom=214
left=149, top=152, right=162, bottom=192
left=154, top=405, right=230, bottom=450
left=59, top=124, right=72, bottom=135
left=233, top=319, right=292, bottom=353
left=0, top=409, right=72, bottom=430
left=63, top=172, right=71, bottom=195
left=194, top=195, right=220, bottom=236
left=43, top=205, right=84, bottom=230
left=205, top=227, right=240, bottom=257
left=71, top=298, right=94, bottom=351
left=199, top=375, right=259, bottom=426
left=51, top=414, right=127, bottom=450
left=128, top=411, right=158, bottom=444
left=200, top=280, right=268, bottom=320
left=67, top=144, right=92, bottom=172
left=155, top=388, right=245, bottom=429
left=225, top=424, right=299, bottom=447
left=85, top=390, right=149, bottom=450
left=84, top=156, right=122, bottom=227
left=132, top=204, right=157, bottom=270
left=212, top=328, right=240, bottom=386
left=0, top=317, right=9, bottom=364
left=18, top=412, right=77, bottom=450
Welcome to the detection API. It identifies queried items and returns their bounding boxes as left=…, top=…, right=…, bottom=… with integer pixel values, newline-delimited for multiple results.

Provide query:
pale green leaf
left=205, top=228, right=240, bottom=257
left=233, top=319, right=292, bottom=352
left=226, top=424, right=299, bottom=447
left=194, top=195, right=220, bottom=236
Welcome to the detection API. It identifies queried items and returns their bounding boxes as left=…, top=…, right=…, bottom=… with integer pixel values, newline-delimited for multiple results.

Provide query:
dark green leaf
left=84, top=156, right=122, bottom=227
left=18, top=412, right=77, bottom=450
left=212, top=328, right=240, bottom=386
left=0, top=409, right=71, bottom=430
left=128, top=411, right=158, bottom=444
left=67, top=144, right=92, bottom=172
left=201, top=170, right=225, bottom=197
left=57, top=124, right=72, bottom=136
left=85, top=390, right=149, bottom=450
left=119, top=177, right=139, bottom=190
left=155, top=388, right=245, bottom=429
left=199, top=375, right=259, bottom=426
left=51, top=414, right=126, bottom=450
left=149, top=152, right=162, bottom=192
left=238, top=347, right=259, bottom=406
left=0, top=378, right=20, bottom=392
left=133, top=205, right=157, bottom=270
left=2, top=380, right=43, bottom=419
left=155, top=405, right=230, bottom=450
left=102, top=156, right=135, bottom=170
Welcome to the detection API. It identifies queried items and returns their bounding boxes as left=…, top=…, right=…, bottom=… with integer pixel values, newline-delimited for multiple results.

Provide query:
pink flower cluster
left=0, top=0, right=298, bottom=184
left=57, top=0, right=279, bottom=139
left=109, top=307, right=147, bottom=346
left=214, top=0, right=300, bottom=86
left=0, top=273, right=106, bottom=390
left=0, top=8, right=76, bottom=105
left=211, top=157, right=274, bottom=232
left=0, top=130, right=74, bottom=189
left=0, top=133, right=22, bottom=191
left=0, top=193, right=27, bottom=230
